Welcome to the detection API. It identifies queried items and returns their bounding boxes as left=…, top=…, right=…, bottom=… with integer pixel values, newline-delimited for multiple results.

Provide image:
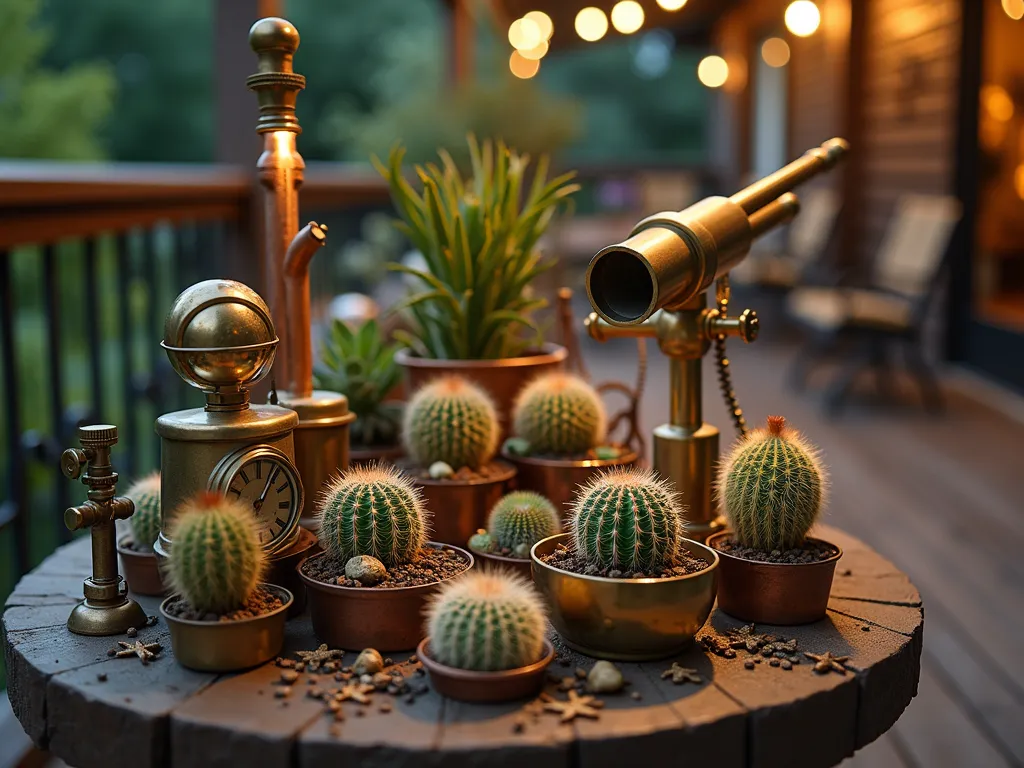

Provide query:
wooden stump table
left=3, top=525, right=922, bottom=768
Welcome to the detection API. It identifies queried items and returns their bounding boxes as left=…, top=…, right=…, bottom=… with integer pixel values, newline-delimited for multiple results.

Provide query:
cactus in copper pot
left=317, top=464, right=428, bottom=567
left=166, top=493, right=267, bottom=614
left=403, top=376, right=498, bottom=469
left=717, top=415, right=827, bottom=551
left=125, top=472, right=161, bottom=551
left=426, top=571, right=546, bottom=671
left=512, top=373, right=606, bottom=455
left=487, top=491, right=559, bottom=553
left=570, top=468, right=684, bottom=571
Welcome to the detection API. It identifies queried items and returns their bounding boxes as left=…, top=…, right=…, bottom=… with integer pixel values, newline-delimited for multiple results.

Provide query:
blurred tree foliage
left=0, top=0, right=116, bottom=159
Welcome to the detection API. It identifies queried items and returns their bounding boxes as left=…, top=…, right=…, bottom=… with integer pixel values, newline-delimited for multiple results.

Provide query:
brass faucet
left=584, top=140, right=849, bottom=540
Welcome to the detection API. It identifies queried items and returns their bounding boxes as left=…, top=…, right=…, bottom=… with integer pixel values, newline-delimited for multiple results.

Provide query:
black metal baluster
left=117, top=233, right=137, bottom=477
left=143, top=227, right=165, bottom=466
left=83, top=238, right=104, bottom=422
left=0, top=250, right=29, bottom=576
left=43, top=245, right=70, bottom=543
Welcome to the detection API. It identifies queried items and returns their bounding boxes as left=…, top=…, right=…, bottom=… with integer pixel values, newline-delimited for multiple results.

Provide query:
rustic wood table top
left=3, top=524, right=922, bottom=768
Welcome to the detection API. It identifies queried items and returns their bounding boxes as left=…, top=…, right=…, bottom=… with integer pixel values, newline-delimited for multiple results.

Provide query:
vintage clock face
left=208, top=445, right=303, bottom=554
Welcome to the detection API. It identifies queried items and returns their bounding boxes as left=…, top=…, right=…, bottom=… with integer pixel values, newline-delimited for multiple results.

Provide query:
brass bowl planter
left=117, top=537, right=166, bottom=597
left=501, top=448, right=639, bottom=522
left=409, top=461, right=516, bottom=546
left=349, top=443, right=405, bottom=468
left=530, top=534, right=718, bottom=661
left=468, top=546, right=532, bottom=580
left=417, top=637, right=554, bottom=703
left=266, top=526, right=319, bottom=617
left=396, top=344, right=567, bottom=439
left=160, top=584, right=292, bottom=672
left=299, top=544, right=474, bottom=651
left=707, top=532, right=842, bottom=625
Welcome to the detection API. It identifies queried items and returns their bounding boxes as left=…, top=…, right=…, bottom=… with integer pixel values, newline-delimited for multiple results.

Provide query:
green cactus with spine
left=570, top=468, right=685, bottom=571
left=512, top=373, right=606, bottom=455
left=487, top=491, right=559, bottom=553
left=402, top=376, right=498, bottom=469
left=317, top=464, right=428, bottom=567
left=717, top=415, right=827, bottom=551
left=426, top=571, right=546, bottom=672
left=166, top=493, right=266, bottom=614
left=125, top=472, right=161, bottom=550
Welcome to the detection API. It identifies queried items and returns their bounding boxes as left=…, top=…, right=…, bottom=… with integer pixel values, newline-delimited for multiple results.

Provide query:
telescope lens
left=588, top=248, right=655, bottom=324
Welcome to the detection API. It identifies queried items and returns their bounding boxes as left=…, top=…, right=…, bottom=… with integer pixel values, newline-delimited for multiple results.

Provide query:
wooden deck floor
left=584, top=326, right=1024, bottom=768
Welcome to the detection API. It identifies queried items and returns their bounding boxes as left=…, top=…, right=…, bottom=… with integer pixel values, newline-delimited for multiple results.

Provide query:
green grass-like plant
left=376, top=135, right=580, bottom=360
left=315, top=319, right=404, bottom=448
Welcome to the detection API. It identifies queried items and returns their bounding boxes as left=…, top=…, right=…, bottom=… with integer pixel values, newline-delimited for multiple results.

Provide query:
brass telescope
left=584, top=138, right=849, bottom=539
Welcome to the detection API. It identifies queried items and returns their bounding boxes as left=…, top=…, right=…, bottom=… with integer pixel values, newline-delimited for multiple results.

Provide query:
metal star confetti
left=112, top=640, right=162, bottom=664
left=334, top=682, right=375, bottom=705
left=804, top=651, right=851, bottom=675
left=661, top=663, right=702, bottom=685
left=541, top=690, right=604, bottom=723
left=726, top=624, right=778, bottom=653
left=297, top=644, right=344, bottom=665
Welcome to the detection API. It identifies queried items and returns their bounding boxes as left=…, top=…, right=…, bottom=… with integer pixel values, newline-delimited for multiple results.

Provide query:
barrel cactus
left=402, top=376, right=498, bottom=469
left=717, top=415, right=827, bottom=551
left=317, top=464, right=428, bottom=567
left=487, top=491, right=559, bottom=552
left=426, top=571, right=546, bottom=672
left=570, top=468, right=685, bottom=571
left=125, top=473, right=161, bottom=551
left=166, top=492, right=266, bottom=614
left=512, top=373, right=606, bottom=455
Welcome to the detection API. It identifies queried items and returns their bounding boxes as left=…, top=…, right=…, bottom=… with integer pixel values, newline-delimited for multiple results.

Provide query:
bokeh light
left=518, top=39, right=549, bottom=61
left=761, top=37, right=791, bottom=67
left=785, top=1, right=821, bottom=37
left=509, top=50, right=540, bottom=79
left=1003, top=0, right=1024, bottom=20
left=575, top=7, right=609, bottom=41
left=657, top=0, right=688, bottom=9
left=508, top=18, right=542, bottom=50
left=523, top=10, right=554, bottom=41
left=982, top=84, right=1015, bottom=122
left=611, top=1, right=645, bottom=34
left=697, top=55, right=729, bottom=88
left=1015, top=164, right=1024, bottom=200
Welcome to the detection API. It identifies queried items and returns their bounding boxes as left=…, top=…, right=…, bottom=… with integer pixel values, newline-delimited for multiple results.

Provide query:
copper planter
left=396, top=344, right=567, bottom=439
left=707, top=532, right=842, bottom=625
left=160, top=584, right=292, bottom=672
left=117, top=537, right=167, bottom=597
left=502, top=449, right=639, bottom=522
left=469, top=547, right=533, bottom=580
left=410, top=461, right=516, bottom=546
left=530, top=534, right=718, bottom=661
left=417, top=637, right=554, bottom=703
left=299, top=544, right=474, bottom=652
left=267, top=526, right=319, bottom=617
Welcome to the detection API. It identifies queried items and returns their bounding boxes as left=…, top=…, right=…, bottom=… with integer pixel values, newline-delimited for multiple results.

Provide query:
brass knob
left=79, top=424, right=118, bottom=447
left=110, top=496, right=135, bottom=522
left=64, top=501, right=102, bottom=531
left=736, top=309, right=759, bottom=343
left=61, top=449, right=87, bottom=480
left=705, top=308, right=759, bottom=344
left=247, top=17, right=305, bottom=134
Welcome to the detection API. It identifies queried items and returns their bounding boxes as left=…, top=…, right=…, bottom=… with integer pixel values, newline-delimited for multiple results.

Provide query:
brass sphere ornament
left=155, top=279, right=303, bottom=559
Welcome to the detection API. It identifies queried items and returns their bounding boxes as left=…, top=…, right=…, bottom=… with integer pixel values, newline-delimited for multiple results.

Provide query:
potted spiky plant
left=315, top=318, right=405, bottom=466
left=419, top=571, right=554, bottom=702
left=159, top=493, right=292, bottom=671
left=707, top=416, right=841, bottom=625
left=116, top=473, right=166, bottom=596
left=377, top=136, right=578, bottom=437
left=298, top=464, right=473, bottom=650
left=502, top=372, right=639, bottom=518
left=401, top=376, right=516, bottom=545
left=531, top=468, right=719, bottom=660
left=468, top=491, right=560, bottom=579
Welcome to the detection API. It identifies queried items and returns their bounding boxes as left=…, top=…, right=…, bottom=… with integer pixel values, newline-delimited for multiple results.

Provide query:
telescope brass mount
left=584, top=138, right=849, bottom=540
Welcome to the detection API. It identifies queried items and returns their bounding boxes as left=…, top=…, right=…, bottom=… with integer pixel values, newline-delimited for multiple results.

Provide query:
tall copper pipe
left=283, top=222, right=327, bottom=398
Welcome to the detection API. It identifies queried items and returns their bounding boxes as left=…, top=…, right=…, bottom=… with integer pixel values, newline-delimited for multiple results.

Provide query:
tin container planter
left=299, top=544, right=474, bottom=651
left=266, top=526, right=318, bottom=617
left=160, top=584, right=292, bottom=672
left=117, top=537, right=166, bottom=597
left=530, top=534, right=718, bottom=661
left=396, top=344, right=567, bottom=440
left=417, top=637, right=554, bottom=703
left=707, top=532, right=842, bottom=625
left=409, top=461, right=516, bottom=546
left=501, top=449, right=639, bottom=522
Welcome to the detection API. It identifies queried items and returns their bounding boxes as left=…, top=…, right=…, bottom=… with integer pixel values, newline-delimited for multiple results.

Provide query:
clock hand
left=253, top=466, right=278, bottom=511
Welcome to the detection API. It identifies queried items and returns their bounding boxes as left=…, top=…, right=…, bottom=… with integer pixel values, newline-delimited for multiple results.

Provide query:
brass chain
left=712, top=275, right=748, bottom=437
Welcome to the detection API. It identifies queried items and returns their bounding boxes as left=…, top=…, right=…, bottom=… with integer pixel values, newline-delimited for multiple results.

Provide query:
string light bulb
left=508, top=18, right=542, bottom=50
left=785, top=1, right=821, bottom=37
left=611, top=1, right=645, bottom=34
left=509, top=50, right=540, bottom=79
left=697, top=55, right=729, bottom=88
left=523, top=10, right=554, bottom=41
left=657, top=0, right=688, bottom=9
left=761, top=37, right=791, bottom=67
left=575, top=7, right=609, bottom=41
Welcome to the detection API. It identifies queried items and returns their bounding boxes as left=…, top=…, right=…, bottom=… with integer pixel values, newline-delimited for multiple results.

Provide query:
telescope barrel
left=730, top=138, right=848, bottom=215
left=748, top=193, right=800, bottom=238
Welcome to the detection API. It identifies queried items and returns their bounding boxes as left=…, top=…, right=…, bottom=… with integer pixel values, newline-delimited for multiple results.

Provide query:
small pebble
left=862, top=625, right=871, bottom=632
left=587, top=660, right=625, bottom=694
left=558, top=657, right=570, bottom=667
left=379, top=702, right=393, bottom=714
left=406, top=693, right=416, bottom=704
left=353, top=648, right=385, bottom=676
left=126, top=627, right=138, bottom=638
left=275, top=686, right=292, bottom=699
left=372, top=672, right=391, bottom=690
left=559, top=676, right=576, bottom=691
left=754, top=658, right=762, bottom=664
left=146, top=615, right=158, bottom=627
left=307, top=688, right=323, bottom=699
left=360, top=674, right=373, bottom=685
left=308, top=677, right=319, bottom=686
left=355, top=709, right=366, bottom=718
left=280, top=670, right=299, bottom=684
left=97, top=673, right=108, bottom=682
left=789, top=656, right=801, bottom=664
left=384, top=657, right=394, bottom=666
left=513, top=717, right=526, bottom=733
left=769, top=659, right=780, bottom=668
left=407, top=655, right=418, bottom=664
left=278, top=658, right=295, bottom=669
left=428, top=461, right=455, bottom=479
left=841, top=569, right=853, bottom=577
left=744, top=660, right=755, bottom=670
left=781, top=660, right=793, bottom=670
left=630, top=691, right=642, bottom=701
left=107, top=649, right=116, bottom=657
left=575, top=667, right=588, bottom=680
left=334, top=710, right=345, bottom=723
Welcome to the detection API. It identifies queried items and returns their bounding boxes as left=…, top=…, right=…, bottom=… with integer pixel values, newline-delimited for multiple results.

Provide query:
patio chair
left=785, top=194, right=962, bottom=414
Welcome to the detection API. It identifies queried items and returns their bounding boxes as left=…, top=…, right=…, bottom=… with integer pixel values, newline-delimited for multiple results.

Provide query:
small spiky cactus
left=426, top=572, right=546, bottom=672
left=317, top=464, right=428, bottom=567
left=402, top=376, right=498, bottom=469
left=166, top=493, right=266, bottom=614
left=570, top=468, right=685, bottom=571
left=488, top=491, right=559, bottom=551
left=512, top=373, right=606, bottom=455
left=717, top=416, right=827, bottom=551
left=125, top=473, right=161, bottom=550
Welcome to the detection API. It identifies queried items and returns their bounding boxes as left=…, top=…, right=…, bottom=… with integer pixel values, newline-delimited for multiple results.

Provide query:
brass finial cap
left=79, top=424, right=118, bottom=447
left=247, top=17, right=305, bottom=134
left=249, top=17, right=300, bottom=60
